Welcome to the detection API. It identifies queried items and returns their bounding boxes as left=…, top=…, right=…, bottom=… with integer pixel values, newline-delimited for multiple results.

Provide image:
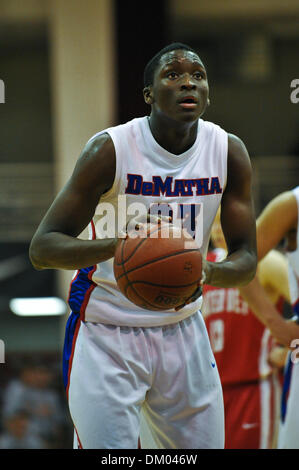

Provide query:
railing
left=0, top=163, right=54, bottom=242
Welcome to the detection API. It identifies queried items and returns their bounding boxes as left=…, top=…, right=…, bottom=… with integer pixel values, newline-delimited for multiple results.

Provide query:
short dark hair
left=143, top=42, right=199, bottom=88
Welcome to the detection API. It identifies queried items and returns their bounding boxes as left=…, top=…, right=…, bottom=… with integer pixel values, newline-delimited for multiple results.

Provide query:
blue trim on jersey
left=62, top=311, right=80, bottom=390
left=281, top=354, right=293, bottom=423
left=63, top=266, right=96, bottom=391
left=68, top=266, right=95, bottom=313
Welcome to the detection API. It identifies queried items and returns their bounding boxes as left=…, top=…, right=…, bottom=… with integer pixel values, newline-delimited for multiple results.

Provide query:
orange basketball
left=113, top=221, right=202, bottom=311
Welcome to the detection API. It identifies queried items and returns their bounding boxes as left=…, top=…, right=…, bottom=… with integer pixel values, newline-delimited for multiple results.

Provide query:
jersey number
left=209, top=319, right=224, bottom=353
left=149, top=202, right=202, bottom=242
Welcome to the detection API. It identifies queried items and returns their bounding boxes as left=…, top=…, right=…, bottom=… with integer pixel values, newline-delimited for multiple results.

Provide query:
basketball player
left=203, top=210, right=290, bottom=448
left=29, top=42, right=257, bottom=449
left=239, top=188, right=299, bottom=449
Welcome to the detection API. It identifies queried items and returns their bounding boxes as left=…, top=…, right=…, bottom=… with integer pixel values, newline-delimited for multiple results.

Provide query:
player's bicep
left=220, top=134, right=256, bottom=255
left=35, top=182, right=96, bottom=238
left=35, top=133, right=115, bottom=238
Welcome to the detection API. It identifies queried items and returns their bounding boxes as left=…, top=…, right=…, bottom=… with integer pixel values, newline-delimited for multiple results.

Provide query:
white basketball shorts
left=63, top=310, right=224, bottom=449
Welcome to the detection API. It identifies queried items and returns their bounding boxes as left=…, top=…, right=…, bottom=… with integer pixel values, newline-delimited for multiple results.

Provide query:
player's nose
left=180, top=74, right=197, bottom=90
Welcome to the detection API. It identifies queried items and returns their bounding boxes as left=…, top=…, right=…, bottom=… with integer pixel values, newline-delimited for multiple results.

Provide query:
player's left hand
left=174, top=258, right=211, bottom=311
left=200, top=259, right=212, bottom=286
left=174, top=284, right=203, bottom=312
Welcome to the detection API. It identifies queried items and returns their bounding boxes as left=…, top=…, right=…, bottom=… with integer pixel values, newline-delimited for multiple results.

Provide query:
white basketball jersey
left=287, top=186, right=299, bottom=314
left=68, top=116, right=228, bottom=326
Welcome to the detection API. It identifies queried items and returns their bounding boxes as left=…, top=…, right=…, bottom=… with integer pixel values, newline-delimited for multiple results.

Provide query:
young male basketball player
left=29, top=42, right=257, bottom=449
left=239, top=188, right=299, bottom=449
left=203, top=210, right=290, bottom=448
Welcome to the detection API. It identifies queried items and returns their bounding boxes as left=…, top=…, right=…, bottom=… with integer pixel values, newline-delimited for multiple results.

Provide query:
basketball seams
left=114, top=222, right=202, bottom=310
left=125, top=286, right=166, bottom=310
left=115, top=248, right=201, bottom=281
left=114, top=234, right=147, bottom=266
left=114, top=223, right=164, bottom=266
left=120, top=233, right=158, bottom=310
left=124, top=278, right=201, bottom=289
left=123, top=279, right=200, bottom=311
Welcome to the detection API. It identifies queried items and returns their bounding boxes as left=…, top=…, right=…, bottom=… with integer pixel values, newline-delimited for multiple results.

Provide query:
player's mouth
left=178, top=96, right=198, bottom=109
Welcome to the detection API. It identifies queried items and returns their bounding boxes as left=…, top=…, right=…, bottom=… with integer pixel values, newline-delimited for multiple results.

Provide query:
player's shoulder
left=227, top=132, right=248, bottom=154
left=70, top=131, right=116, bottom=187
left=78, top=132, right=115, bottom=169
left=224, top=132, right=252, bottom=184
left=87, top=117, right=145, bottom=150
left=86, top=131, right=113, bottom=149
left=89, top=117, right=144, bottom=140
left=270, top=189, right=298, bottom=208
left=200, top=120, right=245, bottom=144
left=200, top=118, right=227, bottom=137
left=201, top=121, right=249, bottom=164
left=260, top=189, right=298, bottom=225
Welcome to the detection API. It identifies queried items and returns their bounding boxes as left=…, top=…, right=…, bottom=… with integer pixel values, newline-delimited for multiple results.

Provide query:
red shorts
left=223, top=375, right=280, bottom=449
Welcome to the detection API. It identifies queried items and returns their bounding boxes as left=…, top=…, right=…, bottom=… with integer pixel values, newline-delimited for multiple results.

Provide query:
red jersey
left=203, top=249, right=283, bottom=386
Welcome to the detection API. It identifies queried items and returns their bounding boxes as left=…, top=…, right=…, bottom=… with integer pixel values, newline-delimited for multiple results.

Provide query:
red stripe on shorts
left=75, top=426, right=84, bottom=449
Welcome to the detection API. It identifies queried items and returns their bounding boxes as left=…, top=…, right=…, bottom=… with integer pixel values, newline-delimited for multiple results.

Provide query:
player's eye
left=166, top=71, right=178, bottom=80
left=193, top=71, right=204, bottom=80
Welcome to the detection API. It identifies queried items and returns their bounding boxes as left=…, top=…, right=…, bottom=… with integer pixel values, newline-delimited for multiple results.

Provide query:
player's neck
left=147, top=114, right=198, bottom=155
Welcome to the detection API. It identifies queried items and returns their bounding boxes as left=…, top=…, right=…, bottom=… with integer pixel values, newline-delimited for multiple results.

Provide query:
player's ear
left=143, top=86, right=154, bottom=105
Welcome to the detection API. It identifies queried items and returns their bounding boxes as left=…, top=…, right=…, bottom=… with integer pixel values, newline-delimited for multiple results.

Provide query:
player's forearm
left=239, top=277, right=282, bottom=327
left=204, top=249, right=257, bottom=287
left=239, top=276, right=299, bottom=348
left=29, top=232, right=118, bottom=270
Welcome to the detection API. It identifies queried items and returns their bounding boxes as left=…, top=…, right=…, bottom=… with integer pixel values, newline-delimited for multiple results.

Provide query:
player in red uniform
left=239, top=188, right=299, bottom=449
left=202, top=210, right=290, bottom=448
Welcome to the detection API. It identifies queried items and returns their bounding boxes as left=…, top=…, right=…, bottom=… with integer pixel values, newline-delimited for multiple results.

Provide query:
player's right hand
left=118, top=214, right=172, bottom=239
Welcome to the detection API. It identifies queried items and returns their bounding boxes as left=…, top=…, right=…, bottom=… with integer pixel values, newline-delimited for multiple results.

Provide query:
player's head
left=143, top=42, right=209, bottom=122
left=143, top=43, right=199, bottom=88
